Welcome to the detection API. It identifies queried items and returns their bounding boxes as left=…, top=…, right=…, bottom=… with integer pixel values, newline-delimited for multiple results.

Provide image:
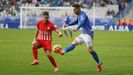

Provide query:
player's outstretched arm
left=32, top=29, right=39, bottom=45
left=72, top=19, right=85, bottom=32
left=33, top=22, right=40, bottom=40
left=55, top=30, right=63, bottom=37
left=34, top=30, right=39, bottom=40
left=67, top=18, right=78, bottom=26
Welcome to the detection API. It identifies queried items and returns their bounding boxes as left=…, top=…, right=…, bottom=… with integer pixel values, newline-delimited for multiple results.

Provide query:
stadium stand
left=0, top=0, right=132, bottom=30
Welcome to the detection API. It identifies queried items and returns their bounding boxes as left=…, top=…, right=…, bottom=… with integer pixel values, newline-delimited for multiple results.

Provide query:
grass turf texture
left=0, top=29, right=133, bottom=75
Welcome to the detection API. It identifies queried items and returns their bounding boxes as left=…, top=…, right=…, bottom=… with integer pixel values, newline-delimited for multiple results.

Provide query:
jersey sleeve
left=67, top=18, right=78, bottom=26
left=76, top=13, right=86, bottom=30
left=51, top=23, right=57, bottom=31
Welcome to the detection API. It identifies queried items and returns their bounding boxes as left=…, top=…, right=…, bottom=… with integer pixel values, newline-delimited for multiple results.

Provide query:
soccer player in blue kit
left=56, top=4, right=102, bottom=72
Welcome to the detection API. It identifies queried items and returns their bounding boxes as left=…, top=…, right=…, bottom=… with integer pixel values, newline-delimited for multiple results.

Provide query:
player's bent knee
left=72, top=40, right=79, bottom=45
left=45, top=50, right=51, bottom=56
left=32, top=42, right=38, bottom=47
left=88, top=47, right=94, bottom=52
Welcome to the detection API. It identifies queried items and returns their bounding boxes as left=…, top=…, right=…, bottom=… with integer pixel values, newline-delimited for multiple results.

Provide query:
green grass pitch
left=0, top=29, right=133, bottom=75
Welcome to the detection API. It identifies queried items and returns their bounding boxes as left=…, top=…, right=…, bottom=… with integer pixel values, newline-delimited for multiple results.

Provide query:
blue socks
left=64, top=30, right=68, bottom=37
left=64, top=45, right=101, bottom=64
left=64, top=44, right=75, bottom=53
left=90, top=51, right=100, bottom=64
left=69, top=31, right=73, bottom=38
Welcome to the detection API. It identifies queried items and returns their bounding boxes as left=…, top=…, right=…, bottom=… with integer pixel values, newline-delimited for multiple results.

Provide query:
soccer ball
left=53, top=44, right=62, bottom=53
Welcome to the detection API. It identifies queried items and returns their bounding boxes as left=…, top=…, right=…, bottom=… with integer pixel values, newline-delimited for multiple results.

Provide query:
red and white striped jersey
left=36, top=20, right=57, bottom=41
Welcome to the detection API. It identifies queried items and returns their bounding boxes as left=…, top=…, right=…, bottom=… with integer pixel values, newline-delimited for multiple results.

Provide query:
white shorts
left=75, top=34, right=93, bottom=47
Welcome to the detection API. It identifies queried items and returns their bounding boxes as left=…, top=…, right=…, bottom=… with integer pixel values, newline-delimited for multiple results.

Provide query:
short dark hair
left=43, top=11, right=49, bottom=16
left=72, top=4, right=81, bottom=8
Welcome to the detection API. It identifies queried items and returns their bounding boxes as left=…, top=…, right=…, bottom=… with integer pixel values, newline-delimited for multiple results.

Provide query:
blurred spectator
left=26, top=0, right=32, bottom=3
left=116, top=20, right=122, bottom=31
left=100, top=0, right=106, bottom=7
left=32, top=0, right=37, bottom=4
left=128, top=19, right=133, bottom=31
left=106, top=9, right=116, bottom=18
left=119, top=1, right=127, bottom=12
left=0, top=0, right=132, bottom=18
left=121, top=19, right=128, bottom=30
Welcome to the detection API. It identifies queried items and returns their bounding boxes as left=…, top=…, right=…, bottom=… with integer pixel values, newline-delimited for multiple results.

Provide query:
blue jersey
left=67, top=11, right=94, bottom=36
left=64, top=15, right=70, bottom=24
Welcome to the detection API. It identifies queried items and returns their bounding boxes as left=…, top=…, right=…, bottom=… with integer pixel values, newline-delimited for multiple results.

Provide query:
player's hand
left=73, top=28, right=78, bottom=32
left=62, top=24, right=67, bottom=29
left=58, top=32, right=63, bottom=37
left=63, top=24, right=67, bottom=28
left=32, top=40, right=37, bottom=46
left=62, top=24, right=69, bottom=31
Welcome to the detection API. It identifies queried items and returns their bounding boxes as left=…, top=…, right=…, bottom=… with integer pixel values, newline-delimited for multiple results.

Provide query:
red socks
left=32, top=46, right=57, bottom=68
left=47, top=55, right=57, bottom=68
left=32, top=46, right=38, bottom=60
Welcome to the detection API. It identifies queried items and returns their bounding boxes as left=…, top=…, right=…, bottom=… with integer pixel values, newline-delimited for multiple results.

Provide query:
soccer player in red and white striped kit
left=31, top=11, right=62, bottom=72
